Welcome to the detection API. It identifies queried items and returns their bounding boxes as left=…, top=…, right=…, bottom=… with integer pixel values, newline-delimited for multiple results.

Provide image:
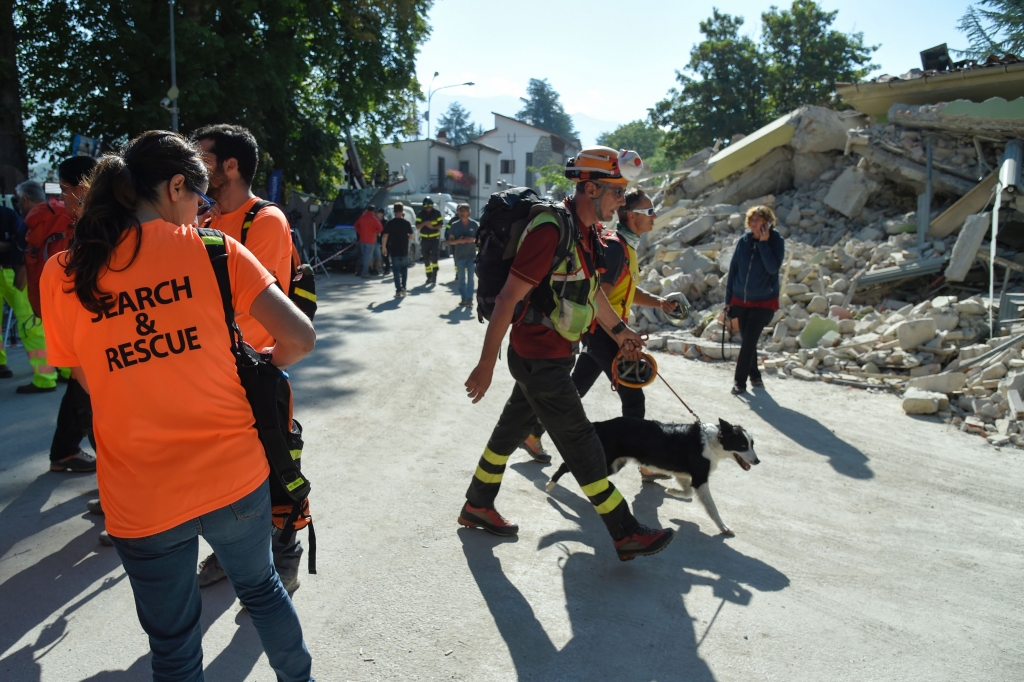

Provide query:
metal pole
left=921, top=136, right=932, bottom=248
left=169, top=0, right=178, bottom=131
left=990, top=182, right=1003, bottom=335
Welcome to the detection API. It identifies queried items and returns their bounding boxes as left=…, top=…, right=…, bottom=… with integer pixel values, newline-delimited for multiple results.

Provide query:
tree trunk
left=0, top=0, right=28, bottom=187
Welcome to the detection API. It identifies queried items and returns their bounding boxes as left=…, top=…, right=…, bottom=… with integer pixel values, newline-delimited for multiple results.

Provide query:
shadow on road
left=739, top=388, right=873, bottom=479
left=440, top=306, right=474, bottom=325
left=460, top=462, right=790, bottom=679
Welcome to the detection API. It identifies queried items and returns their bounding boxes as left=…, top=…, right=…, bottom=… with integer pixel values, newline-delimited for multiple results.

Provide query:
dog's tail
left=546, top=462, right=570, bottom=492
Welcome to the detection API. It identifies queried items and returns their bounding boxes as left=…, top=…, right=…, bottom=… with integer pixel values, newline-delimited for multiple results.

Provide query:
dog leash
left=612, top=347, right=702, bottom=424
left=655, top=371, right=702, bottom=424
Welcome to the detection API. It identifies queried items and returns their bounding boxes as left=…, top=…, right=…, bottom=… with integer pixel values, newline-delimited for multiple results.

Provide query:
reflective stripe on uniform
left=289, top=449, right=302, bottom=460
left=482, top=447, right=510, bottom=467
left=593, top=488, right=625, bottom=514
left=581, top=478, right=610, bottom=497
left=292, top=288, right=316, bottom=302
left=581, top=477, right=625, bottom=514
left=474, top=465, right=503, bottom=484
left=200, top=235, right=224, bottom=245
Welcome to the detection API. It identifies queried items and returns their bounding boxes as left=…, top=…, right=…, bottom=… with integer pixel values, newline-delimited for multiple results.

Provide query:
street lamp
left=168, top=0, right=179, bottom=131
left=426, top=77, right=474, bottom=140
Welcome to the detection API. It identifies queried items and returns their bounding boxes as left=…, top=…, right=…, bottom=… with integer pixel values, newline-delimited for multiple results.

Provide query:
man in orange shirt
left=190, top=124, right=305, bottom=593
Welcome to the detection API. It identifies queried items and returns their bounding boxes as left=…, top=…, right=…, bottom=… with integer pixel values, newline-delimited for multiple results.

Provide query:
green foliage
left=527, top=163, right=573, bottom=195
left=958, top=0, right=1024, bottom=59
left=597, top=120, right=664, bottom=160
left=14, top=0, right=431, bottom=194
left=436, top=102, right=484, bottom=145
left=651, top=1, right=876, bottom=159
left=516, top=78, right=578, bottom=141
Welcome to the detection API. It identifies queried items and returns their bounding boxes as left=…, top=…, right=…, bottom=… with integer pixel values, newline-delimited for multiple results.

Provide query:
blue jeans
left=111, top=480, right=312, bottom=682
left=391, top=256, right=409, bottom=292
left=455, top=258, right=475, bottom=301
left=359, top=242, right=375, bottom=276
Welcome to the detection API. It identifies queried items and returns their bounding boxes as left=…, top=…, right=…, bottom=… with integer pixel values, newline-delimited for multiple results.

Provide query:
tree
left=516, top=78, right=578, bottom=141
left=958, top=0, right=1024, bottom=59
left=0, top=0, right=27, bottom=179
left=760, top=0, right=876, bottom=113
left=526, top=163, right=573, bottom=197
left=650, top=9, right=768, bottom=159
left=436, top=102, right=484, bottom=145
left=651, top=1, right=877, bottom=159
left=13, top=0, right=431, bottom=194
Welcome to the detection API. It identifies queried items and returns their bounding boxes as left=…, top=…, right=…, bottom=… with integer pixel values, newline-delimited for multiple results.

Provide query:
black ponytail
left=65, top=130, right=207, bottom=314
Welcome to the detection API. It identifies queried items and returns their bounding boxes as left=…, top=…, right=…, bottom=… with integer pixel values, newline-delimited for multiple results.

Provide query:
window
left=459, top=160, right=470, bottom=175
left=500, top=159, right=515, bottom=174
left=525, top=153, right=534, bottom=188
left=485, top=164, right=492, bottom=184
left=437, top=156, right=445, bottom=180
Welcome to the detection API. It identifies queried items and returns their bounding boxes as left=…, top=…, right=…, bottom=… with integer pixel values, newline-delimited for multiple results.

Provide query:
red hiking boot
left=458, top=502, right=519, bottom=536
left=614, top=525, right=675, bottom=561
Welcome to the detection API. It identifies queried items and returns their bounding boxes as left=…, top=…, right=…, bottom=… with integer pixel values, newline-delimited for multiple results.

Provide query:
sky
left=414, top=0, right=975, bottom=145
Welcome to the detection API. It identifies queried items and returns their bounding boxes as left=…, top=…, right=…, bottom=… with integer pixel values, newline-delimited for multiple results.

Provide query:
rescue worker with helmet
left=520, top=187, right=683, bottom=483
left=416, top=197, right=444, bottom=285
left=460, top=146, right=675, bottom=561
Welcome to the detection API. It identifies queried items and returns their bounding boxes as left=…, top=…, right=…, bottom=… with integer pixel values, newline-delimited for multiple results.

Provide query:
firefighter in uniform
left=459, top=146, right=675, bottom=561
left=417, top=197, right=444, bottom=285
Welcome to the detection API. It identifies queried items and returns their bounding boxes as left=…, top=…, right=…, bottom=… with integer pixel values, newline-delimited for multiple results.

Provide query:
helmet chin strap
left=590, top=183, right=606, bottom=220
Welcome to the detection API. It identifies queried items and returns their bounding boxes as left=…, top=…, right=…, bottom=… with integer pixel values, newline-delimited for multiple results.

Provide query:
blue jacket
left=725, top=230, right=785, bottom=304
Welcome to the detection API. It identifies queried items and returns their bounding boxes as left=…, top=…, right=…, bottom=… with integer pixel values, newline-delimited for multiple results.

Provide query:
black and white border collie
left=546, top=417, right=760, bottom=536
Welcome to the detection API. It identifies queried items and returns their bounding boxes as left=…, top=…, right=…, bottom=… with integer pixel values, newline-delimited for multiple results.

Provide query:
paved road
left=1, top=263, right=1022, bottom=681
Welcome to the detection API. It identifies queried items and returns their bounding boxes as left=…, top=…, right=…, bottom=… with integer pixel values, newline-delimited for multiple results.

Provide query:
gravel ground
left=1, top=262, right=1022, bottom=681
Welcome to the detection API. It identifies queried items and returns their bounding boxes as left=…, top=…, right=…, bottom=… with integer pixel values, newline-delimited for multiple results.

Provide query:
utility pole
left=168, top=0, right=179, bottom=131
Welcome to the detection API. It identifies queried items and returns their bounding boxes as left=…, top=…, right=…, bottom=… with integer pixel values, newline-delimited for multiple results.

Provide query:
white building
left=474, top=113, right=581, bottom=194
left=382, top=131, right=502, bottom=215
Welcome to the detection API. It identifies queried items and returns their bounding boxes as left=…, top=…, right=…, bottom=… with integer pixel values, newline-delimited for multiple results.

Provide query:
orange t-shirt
left=207, top=197, right=292, bottom=350
left=41, top=219, right=275, bottom=538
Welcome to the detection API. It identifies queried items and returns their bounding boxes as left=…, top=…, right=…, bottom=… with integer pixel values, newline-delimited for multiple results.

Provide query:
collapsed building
left=631, top=48, right=1024, bottom=448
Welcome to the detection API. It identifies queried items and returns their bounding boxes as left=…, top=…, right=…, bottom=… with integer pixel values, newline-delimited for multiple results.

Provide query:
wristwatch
left=610, top=321, right=627, bottom=336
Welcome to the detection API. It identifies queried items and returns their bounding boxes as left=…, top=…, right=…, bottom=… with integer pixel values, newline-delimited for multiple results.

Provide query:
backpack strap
left=240, top=200, right=276, bottom=247
left=196, top=228, right=241, bottom=347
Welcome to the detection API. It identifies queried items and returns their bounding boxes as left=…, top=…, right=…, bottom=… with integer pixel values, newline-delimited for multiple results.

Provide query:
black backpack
left=240, top=200, right=317, bottom=321
left=474, top=187, right=575, bottom=323
left=199, top=227, right=317, bottom=574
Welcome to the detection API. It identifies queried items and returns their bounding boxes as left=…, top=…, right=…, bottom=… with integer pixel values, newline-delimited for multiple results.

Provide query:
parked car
left=314, top=225, right=360, bottom=272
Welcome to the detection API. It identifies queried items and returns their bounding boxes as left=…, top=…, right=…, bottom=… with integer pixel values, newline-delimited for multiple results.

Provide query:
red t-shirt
left=509, top=222, right=599, bottom=359
left=354, top=212, right=383, bottom=244
left=41, top=220, right=275, bottom=538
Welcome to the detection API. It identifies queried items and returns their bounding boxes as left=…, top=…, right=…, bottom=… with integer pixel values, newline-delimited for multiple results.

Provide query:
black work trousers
left=530, top=327, right=644, bottom=439
left=421, top=238, right=439, bottom=277
left=466, top=347, right=639, bottom=540
left=731, top=305, right=775, bottom=388
left=49, top=378, right=95, bottom=462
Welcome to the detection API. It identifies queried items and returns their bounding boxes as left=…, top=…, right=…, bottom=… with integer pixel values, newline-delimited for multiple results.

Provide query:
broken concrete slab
left=855, top=145, right=976, bottom=197
left=790, top=106, right=870, bottom=153
left=824, top=167, right=879, bottom=218
left=673, top=215, right=716, bottom=244
left=1007, top=389, right=1024, bottom=418
left=927, top=174, right=997, bottom=238
left=903, top=387, right=949, bottom=414
left=703, top=147, right=794, bottom=206
left=793, top=152, right=835, bottom=190
left=944, top=213, right=990, bottom=282
left=888, top=98, right=1024, bottom=140
left=897, top=318, right=938, bottom=350
left=907, top=372, right=967, bottom=393
left=674, top=247, right=715, bottom=275
left=800, top=315, right=839, bottom=348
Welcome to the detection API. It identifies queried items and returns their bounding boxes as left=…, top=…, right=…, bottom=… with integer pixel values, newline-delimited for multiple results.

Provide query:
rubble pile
left=628, top=99, right=1024, bottom=447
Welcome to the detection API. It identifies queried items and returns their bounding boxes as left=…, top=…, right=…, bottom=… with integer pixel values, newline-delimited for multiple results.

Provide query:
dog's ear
left=718, top=418, right=734, bottom=433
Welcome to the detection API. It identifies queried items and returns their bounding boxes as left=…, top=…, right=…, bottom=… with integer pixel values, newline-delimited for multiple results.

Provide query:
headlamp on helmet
left=564, top=146, right=644, bottom=186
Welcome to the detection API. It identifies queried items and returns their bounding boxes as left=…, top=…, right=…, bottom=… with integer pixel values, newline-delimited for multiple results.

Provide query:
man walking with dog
left=190, top=124, right=306, bottom=594
left=459, top=146, right=675, bottom=561
left=521, top=187, right=682, bottom=483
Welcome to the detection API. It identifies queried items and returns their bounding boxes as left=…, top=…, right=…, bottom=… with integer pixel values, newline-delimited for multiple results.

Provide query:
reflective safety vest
left=604, top=230, right=639, bottom=322
left=517, top=210, right=600, bottom=342
left=418, top=209, right=443, bottom=239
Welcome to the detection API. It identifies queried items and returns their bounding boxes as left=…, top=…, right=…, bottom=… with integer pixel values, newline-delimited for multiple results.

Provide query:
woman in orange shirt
left=41, top=130, right=316, bottom=682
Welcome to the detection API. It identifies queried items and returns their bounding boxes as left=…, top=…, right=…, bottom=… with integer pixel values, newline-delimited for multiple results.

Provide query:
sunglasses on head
left=192, top=188, right=217, bottom=217
left=630, top=207, right=656, bottom=217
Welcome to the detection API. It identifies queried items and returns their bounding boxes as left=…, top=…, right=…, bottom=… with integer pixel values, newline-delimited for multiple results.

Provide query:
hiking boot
left=50, top=451, right=97, bottom=472
left=197, top=552, right=228, bottom=587
left=458, top=502, right=519, bottom=536
left=614, top=525, right=675, bottom=561
left=279, top=572, right=301, bottom=597
left=731, top=383, right=746, bottom=395
left=639, top=468, right=671, bottom=483
left=86, top=498, right=104, bottom=515
left=518, top=434, right=552, bottom=464
left=98, top=531, right=113, bottom=547
left=16, top=382, right=56, bottom=394
left=751, top=377, right=764, bottom=388
left=0, top=364, right=12, bottom=379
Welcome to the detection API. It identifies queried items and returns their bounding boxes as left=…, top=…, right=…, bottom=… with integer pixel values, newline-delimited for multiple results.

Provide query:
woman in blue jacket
left=724, top=205, right=785, bottom=394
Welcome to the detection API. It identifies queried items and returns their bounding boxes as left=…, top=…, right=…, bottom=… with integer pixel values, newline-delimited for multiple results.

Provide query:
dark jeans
left=390, top=256, right=409, bottom=291
left=466, top=347, right=639, bottom=540
left=530, top=327, right=643, bottom=439
left=50, top=378, right=95, bottom=462
left=111, top=480, right=312, bottom=682
left=731, top=305, right=775, bottom=387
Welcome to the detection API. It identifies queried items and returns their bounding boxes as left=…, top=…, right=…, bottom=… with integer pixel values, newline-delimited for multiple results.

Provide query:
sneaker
left=279, top=572, right=301, bottom=597
left=86, top=498, right=104, bottom=515
left=731, top=383, right=746, bottom=395
left=197, top=552, right=228, bottom=587
left=614, top=525, right=675, bottom=561
left=400, top=289, right=408, bottom=297
left=395, top=291, right=402, bottom=298
left=16, top=383, right=56, bottom=394
left=458, top=502, right=519, bottom=536
left=50, top=451, right=97, bottom=472
left=518, top=434, right=552, bottom=464
left=0, top=364, right=12, bottom=379
left=98, top=530, right=113, bottom=547
left=639, top=468, right=671, bottom=483
left=751, top=378, right=764, bottom=388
